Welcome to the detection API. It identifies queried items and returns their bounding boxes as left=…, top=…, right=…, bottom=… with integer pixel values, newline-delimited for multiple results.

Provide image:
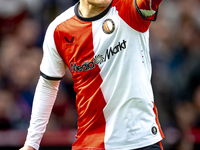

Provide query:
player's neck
left=79, top=1, right=111, bottom=18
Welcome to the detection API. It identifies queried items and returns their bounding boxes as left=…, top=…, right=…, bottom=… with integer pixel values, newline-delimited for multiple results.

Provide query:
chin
left=87, top=0, right=112, bottom=7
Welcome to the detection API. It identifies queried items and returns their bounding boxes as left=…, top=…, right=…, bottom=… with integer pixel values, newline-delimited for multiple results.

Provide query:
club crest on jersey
left=102, top=19, right=115, bottom=34
left=151, top=126, right=157, bottom=135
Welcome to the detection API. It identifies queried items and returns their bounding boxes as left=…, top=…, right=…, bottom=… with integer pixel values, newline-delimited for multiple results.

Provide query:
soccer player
left=20, top=0, right=164, bottom=150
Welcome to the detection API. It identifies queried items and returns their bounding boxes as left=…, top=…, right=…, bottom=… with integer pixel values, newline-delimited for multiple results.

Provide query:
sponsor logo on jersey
left=71, top=40, right=127, bottom=73
left=71, top=61, right=95, bottom=73
left=64, top=36, right=75, bottom=45
left=103, top=40, right=126, bottom=62
left=94, top=54, right=105, bottom=65
left=102, top=19, right=115, bottom=34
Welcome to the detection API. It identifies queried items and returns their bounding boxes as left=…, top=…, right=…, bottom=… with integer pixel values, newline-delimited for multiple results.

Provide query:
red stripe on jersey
left=152, top=102, right=165, bottom=139
left=54, top=16, right=106, bottom=149
left=159, top=141, right=164, bottom=150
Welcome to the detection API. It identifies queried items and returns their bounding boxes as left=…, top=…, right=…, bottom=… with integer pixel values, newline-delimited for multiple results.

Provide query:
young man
left=20, top=0, right=164, bottom=150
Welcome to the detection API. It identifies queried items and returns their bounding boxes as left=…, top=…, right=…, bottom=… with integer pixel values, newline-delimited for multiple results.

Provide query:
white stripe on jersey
left=91, top=6, right=162, bottom=149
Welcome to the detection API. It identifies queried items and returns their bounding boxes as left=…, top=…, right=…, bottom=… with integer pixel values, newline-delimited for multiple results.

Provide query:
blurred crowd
left=0, top=0, right=200, bottom=150
left=0, top=0, right=78, bottom=137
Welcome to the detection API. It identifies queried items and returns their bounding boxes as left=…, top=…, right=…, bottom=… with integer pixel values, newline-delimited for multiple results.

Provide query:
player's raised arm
left=136, top=0, right=162, bottom=19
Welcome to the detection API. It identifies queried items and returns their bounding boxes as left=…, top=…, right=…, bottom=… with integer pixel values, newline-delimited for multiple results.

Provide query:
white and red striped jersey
left=40, top=0, right=164, bottom=149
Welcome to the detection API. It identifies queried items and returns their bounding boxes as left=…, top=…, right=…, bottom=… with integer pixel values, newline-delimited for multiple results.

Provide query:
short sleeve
left=40, top=22, right=67, bottom=80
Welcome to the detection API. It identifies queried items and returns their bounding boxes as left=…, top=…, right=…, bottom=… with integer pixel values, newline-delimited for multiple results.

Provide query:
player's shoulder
left=111, top=0, right=130, bottom=7
left=47, top=5, right=76, bottom=34
left=111, top=0, right=121, bottom=6
left=110, top=0, right=134, bottom=13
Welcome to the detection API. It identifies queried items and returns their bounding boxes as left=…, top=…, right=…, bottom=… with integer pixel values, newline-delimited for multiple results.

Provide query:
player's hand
left=19, top=145, right=35, bottom=150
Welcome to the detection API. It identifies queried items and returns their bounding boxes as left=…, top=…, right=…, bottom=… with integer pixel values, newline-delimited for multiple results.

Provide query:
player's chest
left=56, top=11, right=140, bottom=74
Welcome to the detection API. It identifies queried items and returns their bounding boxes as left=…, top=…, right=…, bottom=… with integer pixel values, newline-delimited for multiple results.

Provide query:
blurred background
left=0, top=0, right=200, bottom=150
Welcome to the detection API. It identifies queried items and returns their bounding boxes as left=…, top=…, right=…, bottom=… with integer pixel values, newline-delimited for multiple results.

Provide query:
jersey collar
left=74, top=1, right=113, bottom=22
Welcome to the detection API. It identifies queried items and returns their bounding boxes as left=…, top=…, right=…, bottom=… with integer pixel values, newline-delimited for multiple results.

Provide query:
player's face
left=86, top=0, right=112, bottom=7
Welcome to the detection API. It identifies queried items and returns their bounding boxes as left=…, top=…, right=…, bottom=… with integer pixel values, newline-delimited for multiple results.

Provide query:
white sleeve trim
left=24, top=76, right=60, bottom=150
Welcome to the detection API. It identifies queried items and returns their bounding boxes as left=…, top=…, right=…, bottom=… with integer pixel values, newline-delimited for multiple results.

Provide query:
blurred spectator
left=0, top=0, right=78, bottom=133
left=0, top=90, right=15, bottom=129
